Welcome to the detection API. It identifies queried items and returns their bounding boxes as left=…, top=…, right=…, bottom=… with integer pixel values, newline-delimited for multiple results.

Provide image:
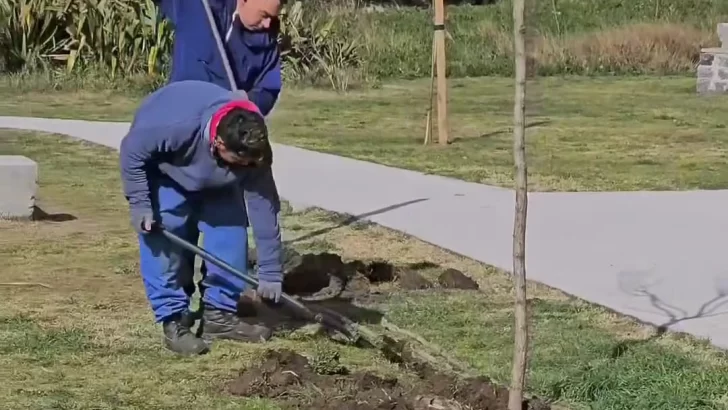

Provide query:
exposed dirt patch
left=250, top=249, right=436, bottom=300
left=282, top=252, right=352, bottom=296
left=365, top=261, right=396, bottom=283
left=227, top=349, right=551, bottom=410
left=438, top=269, right=480, bottom=290
left=250, top=249, right=483, bottom=297
left=240, top=250, right=482, bottom=333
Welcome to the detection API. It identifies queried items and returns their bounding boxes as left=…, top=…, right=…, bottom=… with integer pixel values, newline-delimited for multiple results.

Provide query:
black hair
left=216, top=107, right=272, bottom=165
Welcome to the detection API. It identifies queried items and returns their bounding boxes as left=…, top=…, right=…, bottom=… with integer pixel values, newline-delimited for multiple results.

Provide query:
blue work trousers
left=138, top=175, right=248, bottom=323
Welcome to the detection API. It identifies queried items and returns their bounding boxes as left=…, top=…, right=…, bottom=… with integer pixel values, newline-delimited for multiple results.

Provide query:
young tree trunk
left=508, top=0, right=529, bottom=406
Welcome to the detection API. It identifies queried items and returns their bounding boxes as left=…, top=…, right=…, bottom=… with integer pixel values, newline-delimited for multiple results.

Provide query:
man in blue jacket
left=153, top=0, right=283, bottom=307
left=120, top=80, right=283, bottom=356
left=155, top=0, right=282, bottom=116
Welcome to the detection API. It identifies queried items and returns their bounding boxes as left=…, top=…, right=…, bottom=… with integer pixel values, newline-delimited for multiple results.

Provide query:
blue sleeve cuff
left=258, top=270, right=283, bottom=283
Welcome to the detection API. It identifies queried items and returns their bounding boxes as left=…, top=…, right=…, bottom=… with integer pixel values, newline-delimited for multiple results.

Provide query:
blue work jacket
left=154, top=0, right=282, bottom=116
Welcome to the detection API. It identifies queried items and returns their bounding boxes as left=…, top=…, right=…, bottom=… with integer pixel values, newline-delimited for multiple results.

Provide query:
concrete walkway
left=3, top=116, right=728, bottom=349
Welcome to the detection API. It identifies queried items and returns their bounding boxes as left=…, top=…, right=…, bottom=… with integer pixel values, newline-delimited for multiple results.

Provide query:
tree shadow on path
left=285, top=198, right=429, bottom=245
left=449, top=120, right=551, bottom=144
left=612, top=271, right=728, bottom=358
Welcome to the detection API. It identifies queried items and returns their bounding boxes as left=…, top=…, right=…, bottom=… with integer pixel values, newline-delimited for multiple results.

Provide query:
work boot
left=162, top=314, right=209, bottom=356
left=201, top=306, right=273, bottom=343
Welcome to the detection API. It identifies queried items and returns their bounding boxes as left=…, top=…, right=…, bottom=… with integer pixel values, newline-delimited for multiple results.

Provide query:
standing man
left=120, top=80, right=283, bottom=355
left=155, top=0, right=282, bottom=116
left=152, top=0, right=284, bottom=307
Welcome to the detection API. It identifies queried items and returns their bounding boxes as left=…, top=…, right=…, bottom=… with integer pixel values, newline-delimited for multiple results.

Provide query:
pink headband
left=209, top=100, right=262, bottom=143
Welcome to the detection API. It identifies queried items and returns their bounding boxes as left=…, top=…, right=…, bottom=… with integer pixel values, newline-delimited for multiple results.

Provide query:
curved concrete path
left=3, top=116, right=728, bottom=349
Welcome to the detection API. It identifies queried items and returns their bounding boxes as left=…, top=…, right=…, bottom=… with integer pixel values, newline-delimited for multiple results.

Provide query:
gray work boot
left=201, top=306, right=273, bottom=343
left=162, top=314, right=209, bottom=356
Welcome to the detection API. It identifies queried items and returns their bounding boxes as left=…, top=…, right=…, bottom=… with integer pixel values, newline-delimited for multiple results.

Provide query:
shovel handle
left=155, top=226, right=316, bottom=321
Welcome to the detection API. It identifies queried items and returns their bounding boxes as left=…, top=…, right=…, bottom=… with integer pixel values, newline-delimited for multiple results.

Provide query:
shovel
left=154, top=226, right=364, bottom=345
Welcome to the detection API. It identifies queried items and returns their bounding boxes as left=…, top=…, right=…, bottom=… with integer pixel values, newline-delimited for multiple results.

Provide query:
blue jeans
left=138, top=175, right=248, bottom=323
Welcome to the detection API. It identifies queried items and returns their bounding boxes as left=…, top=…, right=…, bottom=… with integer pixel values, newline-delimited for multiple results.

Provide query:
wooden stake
left=433, top=0, right=449, bottom=145
left=508, top=0, right=529, bottom=405
left=423, top=36, right=436, bottom=145
left=423, top=110, right=432, bottom=145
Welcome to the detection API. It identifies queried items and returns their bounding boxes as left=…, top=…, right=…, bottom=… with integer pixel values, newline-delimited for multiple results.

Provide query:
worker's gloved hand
left=130, top=208, right=155, bottom=234
left=257, top=280, right=282, bottom=303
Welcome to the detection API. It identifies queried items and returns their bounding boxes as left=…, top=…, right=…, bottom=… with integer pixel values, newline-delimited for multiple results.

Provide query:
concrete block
left=716, top=53, right=728, bottom=69
left=698, top=65, right=714, bottom=78
left=697, top=49, right=728, bottom=95
left=719, top=23, right=728, bottom=48
left=0, top=156, right=37, bottom=220
left=697, top=78, right=712, bottom=95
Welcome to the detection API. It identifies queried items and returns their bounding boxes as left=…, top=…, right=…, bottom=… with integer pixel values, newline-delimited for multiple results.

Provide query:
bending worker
left=120, top=80, right=283, bottom=356
left=152, top=0, right=283, bottom=303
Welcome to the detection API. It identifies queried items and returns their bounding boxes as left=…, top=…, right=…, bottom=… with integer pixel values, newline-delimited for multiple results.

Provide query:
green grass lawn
left=2, top=76, right=727, bottom=192
left=2, top=129, right=728, bottom=409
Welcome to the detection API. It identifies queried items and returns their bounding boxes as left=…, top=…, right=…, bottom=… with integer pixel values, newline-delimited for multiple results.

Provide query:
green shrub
left=1, top=0, right=727, bottom=89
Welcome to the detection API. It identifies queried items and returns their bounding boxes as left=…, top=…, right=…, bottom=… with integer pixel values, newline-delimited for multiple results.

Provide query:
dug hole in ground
left=234, top=248, right=549, bottom=410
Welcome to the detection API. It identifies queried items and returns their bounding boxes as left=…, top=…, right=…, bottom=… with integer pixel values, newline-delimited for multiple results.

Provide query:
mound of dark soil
left=277, top=250, right=435, bottom=298
left=247, top=248, right=481, bottom=301
left=227, top=349, right=550, bottom=410
left=438, top=269, right=480, bottom=290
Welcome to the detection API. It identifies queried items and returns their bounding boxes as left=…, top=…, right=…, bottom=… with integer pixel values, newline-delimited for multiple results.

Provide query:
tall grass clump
left=1, top=0, right=727, bottom=90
